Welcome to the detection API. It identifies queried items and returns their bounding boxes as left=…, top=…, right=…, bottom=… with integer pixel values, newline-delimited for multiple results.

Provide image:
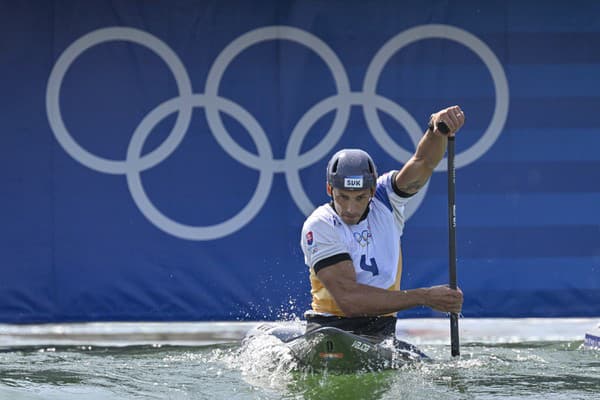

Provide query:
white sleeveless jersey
left=300, top=171, right=412, bottom=316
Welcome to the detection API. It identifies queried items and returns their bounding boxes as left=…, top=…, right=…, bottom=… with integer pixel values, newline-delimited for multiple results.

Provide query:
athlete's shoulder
left=303, top=203, right=342, bottom=231
left=373, top=170, right=416, bottom=216
left=376, top=170, right=396, bottom=191
left=373, top=171, right=397, bottom=211
left=301, top=203, right=347, bottom=260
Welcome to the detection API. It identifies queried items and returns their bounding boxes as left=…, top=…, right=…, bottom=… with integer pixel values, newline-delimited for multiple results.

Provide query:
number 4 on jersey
left=360, top=255, right=379, bottom=276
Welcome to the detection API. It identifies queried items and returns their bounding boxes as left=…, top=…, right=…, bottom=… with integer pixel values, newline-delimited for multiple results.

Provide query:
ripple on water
left=1, top=340, right=599, bottom=400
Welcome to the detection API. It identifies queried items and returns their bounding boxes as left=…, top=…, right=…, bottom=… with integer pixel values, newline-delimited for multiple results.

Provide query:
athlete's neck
left=329, top=201, right=370, bottom=224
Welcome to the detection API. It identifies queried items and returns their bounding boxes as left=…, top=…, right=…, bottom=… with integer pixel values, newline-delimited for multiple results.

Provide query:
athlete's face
left=328, top=186, right=373, bottom=225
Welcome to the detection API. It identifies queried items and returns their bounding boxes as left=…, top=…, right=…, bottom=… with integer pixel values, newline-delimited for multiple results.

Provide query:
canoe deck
left=244, top=322, right=426, bottom=372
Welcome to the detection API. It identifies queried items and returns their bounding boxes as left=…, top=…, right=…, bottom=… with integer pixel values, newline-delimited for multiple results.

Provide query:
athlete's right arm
left=316, top=259, right=463, bottom=317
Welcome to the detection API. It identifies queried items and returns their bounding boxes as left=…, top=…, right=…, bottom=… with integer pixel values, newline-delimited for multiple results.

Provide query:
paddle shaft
left=447, top=136, right=460, bottom=357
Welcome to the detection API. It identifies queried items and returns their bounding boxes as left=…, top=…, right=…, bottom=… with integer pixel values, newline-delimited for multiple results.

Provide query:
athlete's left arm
left=394, top=105, right=465, bottom=195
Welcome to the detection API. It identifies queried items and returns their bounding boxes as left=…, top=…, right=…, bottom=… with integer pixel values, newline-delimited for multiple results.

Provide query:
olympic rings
left=364, top=24, right=509, bottom=172
left=46, top=27, right=194, bottom=175
left=353, top=229, right=372, bottom=247
left=46, top=24, right=509, bottom=240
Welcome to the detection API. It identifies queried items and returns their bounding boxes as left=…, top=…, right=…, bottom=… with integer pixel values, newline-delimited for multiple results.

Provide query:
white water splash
left=216, top=327, right=300, bottom=390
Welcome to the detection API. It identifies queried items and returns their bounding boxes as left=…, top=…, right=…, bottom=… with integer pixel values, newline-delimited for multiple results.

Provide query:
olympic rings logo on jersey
left=46, top=24, right=509, bottom=241
left=353, top=230, right=372, bottom=248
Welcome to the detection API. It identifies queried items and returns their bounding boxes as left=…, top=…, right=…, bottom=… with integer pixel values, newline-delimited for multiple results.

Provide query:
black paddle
left=437, top=121, right=460, bottom=357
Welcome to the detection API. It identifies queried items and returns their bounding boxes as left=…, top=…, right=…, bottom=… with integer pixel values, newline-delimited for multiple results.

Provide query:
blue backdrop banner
left=1, top=0, right=599, bottom=322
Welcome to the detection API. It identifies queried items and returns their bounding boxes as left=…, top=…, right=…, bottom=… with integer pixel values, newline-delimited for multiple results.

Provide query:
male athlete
left=300, top=105, right=465, bottom=341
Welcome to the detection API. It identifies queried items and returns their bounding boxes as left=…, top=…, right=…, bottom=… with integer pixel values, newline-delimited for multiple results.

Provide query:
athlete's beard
left=330, top=195, right=371, bottom=225
left=341, top=213, right=360, bottom=225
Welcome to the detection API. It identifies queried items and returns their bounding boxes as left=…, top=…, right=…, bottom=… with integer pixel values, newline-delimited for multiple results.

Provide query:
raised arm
left=395, top=105, right=465, bottom=195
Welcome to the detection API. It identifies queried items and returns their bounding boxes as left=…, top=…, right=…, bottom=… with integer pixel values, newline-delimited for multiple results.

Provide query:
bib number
left=360, top=255, right=379, bottom=276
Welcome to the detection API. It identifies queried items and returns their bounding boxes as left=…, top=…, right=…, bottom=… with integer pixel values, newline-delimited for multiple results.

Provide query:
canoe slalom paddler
left=300, top=105, right=465, bottom=344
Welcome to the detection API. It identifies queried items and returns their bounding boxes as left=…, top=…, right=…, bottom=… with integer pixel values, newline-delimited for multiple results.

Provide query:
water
left=1, top=338, right=598, bottom=399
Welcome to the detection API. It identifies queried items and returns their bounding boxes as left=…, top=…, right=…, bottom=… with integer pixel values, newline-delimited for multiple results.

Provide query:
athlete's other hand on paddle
left=300, top=105, right=465, bottom=339
left=427, top=105, right=465, bottom=137
left=424, top=285, right=464, bottom=314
